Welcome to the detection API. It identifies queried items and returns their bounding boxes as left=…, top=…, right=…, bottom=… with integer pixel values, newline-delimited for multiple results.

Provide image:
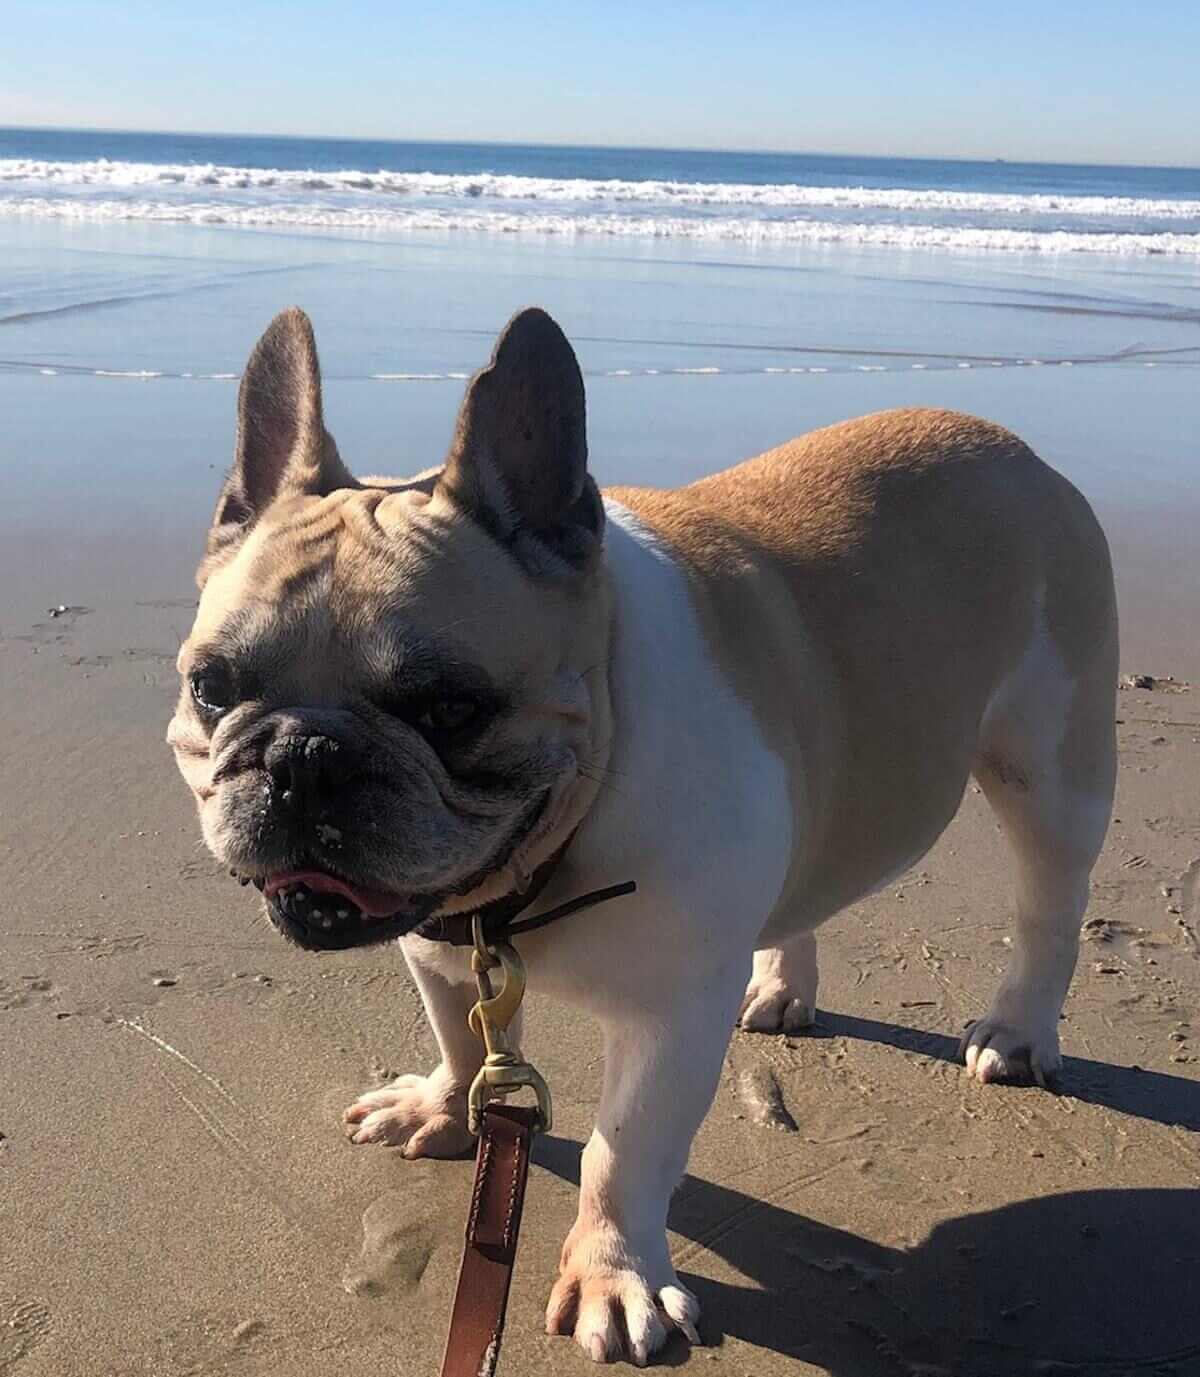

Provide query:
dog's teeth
left=337, top=908, right=349, bottom=919
left=321, top=916, right=333, bottom=929
left=311, top=908, right=324, bottom=919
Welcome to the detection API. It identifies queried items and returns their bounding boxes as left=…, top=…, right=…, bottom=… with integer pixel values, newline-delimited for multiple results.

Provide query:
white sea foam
left=4, top=155, right=1199, bottom=257
left=3, top=158, right=1200, bottom=222
left=3, top=193, right=1199, bottom=255
left=21, top=349, right=1173, bottom=384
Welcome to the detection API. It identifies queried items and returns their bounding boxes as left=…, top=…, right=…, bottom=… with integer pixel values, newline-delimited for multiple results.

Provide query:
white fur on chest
left=408, top=502, right=792, bottom=1011
left=508, top=502, right=793, bottom=1008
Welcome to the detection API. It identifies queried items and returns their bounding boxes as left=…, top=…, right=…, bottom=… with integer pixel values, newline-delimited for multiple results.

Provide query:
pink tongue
left=263, top=869, right=408, bottom=919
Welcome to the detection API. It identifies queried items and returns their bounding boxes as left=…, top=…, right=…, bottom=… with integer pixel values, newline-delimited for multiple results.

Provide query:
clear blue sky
left=3, top=0, right=1198, bottom=166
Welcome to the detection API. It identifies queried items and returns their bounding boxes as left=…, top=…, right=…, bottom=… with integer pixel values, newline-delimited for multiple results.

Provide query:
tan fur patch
left=611, top=408, right=1117, bottom=925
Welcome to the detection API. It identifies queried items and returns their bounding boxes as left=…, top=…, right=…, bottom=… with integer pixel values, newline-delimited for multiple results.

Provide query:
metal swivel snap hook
left=466, top=915, right=552, bottom=1135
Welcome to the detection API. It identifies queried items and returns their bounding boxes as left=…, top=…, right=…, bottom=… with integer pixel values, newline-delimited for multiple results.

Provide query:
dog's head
left=168, top=307, right=612, bottom=950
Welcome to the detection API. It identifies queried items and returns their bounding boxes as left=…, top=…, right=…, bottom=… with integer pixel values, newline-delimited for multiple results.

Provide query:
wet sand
left=2, top=498, right=1198, bottom=1377
left=2, top=224, right=1199, bottom=1373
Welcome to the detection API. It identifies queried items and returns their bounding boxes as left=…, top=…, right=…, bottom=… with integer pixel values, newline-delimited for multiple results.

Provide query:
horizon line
left=2, top=123, right=1198, bottom=175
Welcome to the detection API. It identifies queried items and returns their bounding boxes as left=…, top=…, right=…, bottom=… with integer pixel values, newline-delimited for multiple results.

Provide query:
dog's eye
left=190, top=661, right=237, bottom=715
left=417, top=697, right=481, bottom=734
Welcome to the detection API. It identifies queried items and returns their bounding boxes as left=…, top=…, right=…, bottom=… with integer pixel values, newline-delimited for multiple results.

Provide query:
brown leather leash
left=439, top=1102, right=538, bottom=1377
left=434, top=879, right=636, bottom=1377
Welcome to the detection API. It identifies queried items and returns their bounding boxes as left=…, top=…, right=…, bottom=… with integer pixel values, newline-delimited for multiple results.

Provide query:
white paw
left=342, top=1068, right=474, bottom=1156
left=739, top=981, right=814, bottom=1033
left=959, top=1015, right=1062, bottom=1087
left=546, top=1223, right=699, bottom=1366
left=738, top=937, right=818, bottom=1034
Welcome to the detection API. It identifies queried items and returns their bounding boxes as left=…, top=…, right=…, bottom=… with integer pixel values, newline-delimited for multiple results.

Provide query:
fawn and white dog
left=170, top=307, right=1117, bottom=1364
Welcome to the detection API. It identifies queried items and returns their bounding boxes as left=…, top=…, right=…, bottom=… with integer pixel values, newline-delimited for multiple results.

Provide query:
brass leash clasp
left=466, top=915, right=552, bottom=1136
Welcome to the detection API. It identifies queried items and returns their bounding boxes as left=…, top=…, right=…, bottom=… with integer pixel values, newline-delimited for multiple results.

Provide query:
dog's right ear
left=200, top=308, right=355, bottom=585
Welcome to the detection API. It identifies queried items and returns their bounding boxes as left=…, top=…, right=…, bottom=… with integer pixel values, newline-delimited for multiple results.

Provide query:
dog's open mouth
left=258, top=869, right=437, bottom=950
left=239, top=791, right=554, bottom=951
left=264, top=869, right=416, bottom=919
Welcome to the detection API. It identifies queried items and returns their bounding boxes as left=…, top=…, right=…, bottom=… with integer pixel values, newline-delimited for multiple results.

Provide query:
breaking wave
left=3, top=157, right=1199, bottom=254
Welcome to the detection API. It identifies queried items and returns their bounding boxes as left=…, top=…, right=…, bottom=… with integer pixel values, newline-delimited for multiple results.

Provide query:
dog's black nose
left=265, top=733, right=354, bottom=812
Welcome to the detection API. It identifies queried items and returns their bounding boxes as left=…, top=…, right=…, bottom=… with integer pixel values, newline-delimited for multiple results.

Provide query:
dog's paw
left=738, top=979, right=815, bottom=1034
left=546, top=1222, right=699, bottom=1366
left=342, top=1069, right=474, bottom=1156
left=959, top=1015, right=1062, bottom=1087
left=738, top=936, right=818, bottom=1034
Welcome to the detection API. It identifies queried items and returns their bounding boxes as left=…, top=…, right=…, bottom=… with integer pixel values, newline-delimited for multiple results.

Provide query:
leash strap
left=438, top=1102, right=538, bottom=1377
left=504, top=879, right=637, bottom=940
left=418, top=879, right=637, bottom=948
left=434, top=878, right=636, bottom=1375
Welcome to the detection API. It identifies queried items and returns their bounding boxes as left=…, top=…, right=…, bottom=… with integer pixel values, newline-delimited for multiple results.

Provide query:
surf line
left=8, top=353, right=1192, bottom=383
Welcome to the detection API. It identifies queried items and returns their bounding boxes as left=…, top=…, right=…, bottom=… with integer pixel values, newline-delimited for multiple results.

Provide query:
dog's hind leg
left=962, top=565, right=1117, bottom=1086
left=738, top=929, right=818, bottom=1033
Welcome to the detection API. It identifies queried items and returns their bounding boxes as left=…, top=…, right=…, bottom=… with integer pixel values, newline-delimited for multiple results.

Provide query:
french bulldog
left=169, top=306, right=1117, bottom=1365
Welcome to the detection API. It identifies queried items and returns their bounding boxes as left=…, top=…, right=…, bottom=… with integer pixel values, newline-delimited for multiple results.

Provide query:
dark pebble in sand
left=152, top=977, right=177, bottom=988
left=1121, top=673, right=1156, bottom=690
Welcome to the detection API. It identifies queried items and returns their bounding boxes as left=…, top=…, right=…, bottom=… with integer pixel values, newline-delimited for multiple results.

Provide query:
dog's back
left=609, top=406, right=1117, bottom=930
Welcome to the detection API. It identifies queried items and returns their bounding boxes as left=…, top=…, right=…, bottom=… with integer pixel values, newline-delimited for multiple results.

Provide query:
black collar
left=414, top=836, right=635, bottom=947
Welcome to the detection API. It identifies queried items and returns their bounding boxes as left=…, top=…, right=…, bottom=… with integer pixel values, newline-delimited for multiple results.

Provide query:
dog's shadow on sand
left=534, top=1018, right=1200, bottom=1375
left=821, top=1009, right=1200, bottom=1134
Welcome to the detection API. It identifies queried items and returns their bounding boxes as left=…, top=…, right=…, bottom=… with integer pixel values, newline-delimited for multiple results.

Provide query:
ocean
left=3, top=127, right=1200, bottom=253
left=0, top=128, right=1197, bottom=674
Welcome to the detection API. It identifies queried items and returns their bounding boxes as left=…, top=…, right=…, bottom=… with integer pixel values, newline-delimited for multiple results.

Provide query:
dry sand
left=3, top=575, right=1199, bottom=1377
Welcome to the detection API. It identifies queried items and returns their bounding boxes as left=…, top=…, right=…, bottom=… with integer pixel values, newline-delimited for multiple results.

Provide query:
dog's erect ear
left=437, top=308, right=603, bottom=575
left=202, top=309, right=355, bottom=581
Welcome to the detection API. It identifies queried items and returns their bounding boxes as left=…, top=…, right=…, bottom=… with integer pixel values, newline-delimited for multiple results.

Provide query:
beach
left=2, top=136, right=1198, bottom=1375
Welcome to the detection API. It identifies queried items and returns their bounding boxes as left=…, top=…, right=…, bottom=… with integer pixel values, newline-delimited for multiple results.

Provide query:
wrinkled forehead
left=187, top=488, right=553, bottom=679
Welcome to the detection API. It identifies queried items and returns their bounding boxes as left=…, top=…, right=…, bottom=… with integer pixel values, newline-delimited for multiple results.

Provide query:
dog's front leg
left=343, top=935, right=498, bottom=1156
left=547, top=961, right=744, bottom=1365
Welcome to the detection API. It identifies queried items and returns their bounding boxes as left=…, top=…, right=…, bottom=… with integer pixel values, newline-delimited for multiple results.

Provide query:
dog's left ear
left=201, top=308, right=356, bottom=584
left=438, top=308, right=603, bottom=575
